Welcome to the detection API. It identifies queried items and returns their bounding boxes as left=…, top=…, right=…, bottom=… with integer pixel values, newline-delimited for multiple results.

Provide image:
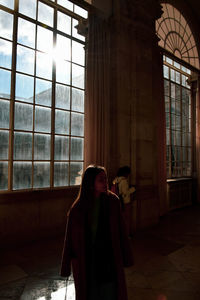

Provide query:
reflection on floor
left=1, top=204, right=200, bottom=300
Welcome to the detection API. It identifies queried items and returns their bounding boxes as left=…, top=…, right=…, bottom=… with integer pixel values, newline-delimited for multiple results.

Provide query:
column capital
left=113, top=0, right=163, bottom=24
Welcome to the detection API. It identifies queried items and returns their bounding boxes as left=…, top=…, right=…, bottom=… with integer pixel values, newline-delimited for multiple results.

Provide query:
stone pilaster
left=109, top=0, right=164, bottom=228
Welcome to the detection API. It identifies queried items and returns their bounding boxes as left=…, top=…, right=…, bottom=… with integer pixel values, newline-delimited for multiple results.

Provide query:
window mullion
left=50, top=7, right=57, bottom=188
left=8, top=3, right=18, bottom=190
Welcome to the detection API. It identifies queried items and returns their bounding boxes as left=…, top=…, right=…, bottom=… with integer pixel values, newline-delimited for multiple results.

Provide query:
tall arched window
left=156, top=3, right=199, bottom=69
left=156, top=3, right=200, bottom=179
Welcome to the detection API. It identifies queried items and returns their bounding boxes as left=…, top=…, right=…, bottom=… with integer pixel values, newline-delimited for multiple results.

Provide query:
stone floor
left=0, top=204, right=200, bottom=300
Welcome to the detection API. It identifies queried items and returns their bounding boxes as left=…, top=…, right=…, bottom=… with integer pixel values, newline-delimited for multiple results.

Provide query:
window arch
left=156, top=3, right=200, bottom=179
left=156, top=3, right=200, bottom=70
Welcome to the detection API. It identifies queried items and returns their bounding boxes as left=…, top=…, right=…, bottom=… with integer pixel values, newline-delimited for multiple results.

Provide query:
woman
left=60, top=165, right=133, bottom=300
left=112, top=166, right=136, bottom=237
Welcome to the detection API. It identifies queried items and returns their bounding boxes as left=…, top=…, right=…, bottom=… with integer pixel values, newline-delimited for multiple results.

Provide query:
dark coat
left=60, top=191, right=134, bottom=300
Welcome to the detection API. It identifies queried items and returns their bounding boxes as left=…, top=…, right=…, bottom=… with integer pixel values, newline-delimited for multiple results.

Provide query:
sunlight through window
left=51, top=283, right=75, bottom=300
left=0, top=0, right=87, bottom=191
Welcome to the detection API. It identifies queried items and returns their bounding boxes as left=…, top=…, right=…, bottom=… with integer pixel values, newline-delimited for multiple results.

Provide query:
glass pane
left=175, top=71, right=180, bottom=84
left=182, top=116, right=187, bottom=131
left=57, top=0, right=73, bottom=10
left=174, top=61, right=180, bottom=69
left=182, top=133, right=187, bottom=146
left=176, top=147, right=181, bottom=165
left=54, top=135, right=69, bottom=160
left=163, top=65, right=169, bottom=79
left=70, top=137, right=84, bottom=160
left=170, top=69, right=175, bottom=82
left=175, top=115, right=181, bottom=130
left=34, top=133, right=51, bottom=160
left=72, top=41, right=85, bottom=66
left=171, top=114, right=175, bottom=130
left=72, top=64, right=84, bottom=89
left=56, top=60, right=70, bottom=84
left=171, top=130, right=175, bottom=146
left=35, top=106, right=51, bottom=133
left=175, top=131, right=181, bottom=146
left=0, top=69, right=11, bottom=99
left=186, top=78, right=190, bottom=89
left=0, top=39, right=12, bottom=69
left=19, top=0, right=36, bottom=19
left=0, top=100, right=10, bottom=128
left=165, top=113, right=170, bottom=128
left=188, top=133, right=191, bottom=146
left=0, top=0, right=14, bottom=9
left=165, top=97, right=169, bottom=113
left=55, top=34, right=71, bottom=61
left=72, top=18, right=85, bottom=42
left=72, top=88, right=84, bottom=112
left=164, top=80, right=169, bottom=96
left=38, top=1, right=53, bottom=27
left=14, top=102, right=33, bottom=131
left=18, top=18, right=36, bottom=48
left=0, top=130, right=9, bottom=159
left=16, top=45, right=35, bottom=75
left=166, top=146, right=170, bottom=161
left=186, top=90, right=190, bottom=105
left=182, top=74, right=186, bottom=86
left=182, top=103, right=187, bottom=116
left=54, top=162, right=69, bottom=187
left=57, top=11, right=71, bottom=35
left=0, top=10, right=13, bottom=40
left=36, top=51, right=52, bottom=80
left=55, top=109, right=70, bottom=134
left=188, top=147, right=191, bottom=161
left=182, top=66, right=187, bottom=73
left=70, top=162, right=83, bottom=185
left=55, top=84, right=70, bottom=109
left=13, top=132, right=32, bottom=160
left=71, top=113, right=84, bottom=136
left=0, top=162, right=8, bottom=190
left=37, top=26, right=53, bottom=53
left=175, top=84, right=180, bottom=100
left=182, top=147, right=186, bottom=161
left=74, top=5, right=88, bottom=19
left=171, top=98, right=175, bottom=113
left=35, top=78, right=52, bottom=107
left=15, top=73, right=34, bottom=103
left=171, top=83, right=175, bottom=99
left=182, top=163, right=187, bottom=176
left=13, top=162, right=32, bottom=190
left=182, top=88, right=187, bottom=102
left=189, top=118, right=191, bottom=132
left=166, top=129, right=170, bottom=145
left=34, top=162, right=50, bottom=188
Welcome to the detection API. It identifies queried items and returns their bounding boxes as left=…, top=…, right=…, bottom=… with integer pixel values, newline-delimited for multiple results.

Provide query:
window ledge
left=167, top=177, right=192, bottom=183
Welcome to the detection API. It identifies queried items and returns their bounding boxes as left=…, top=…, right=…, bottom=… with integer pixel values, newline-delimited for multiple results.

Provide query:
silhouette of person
left=112, top=166, right=136, bottom=237
left=60, top=165, right=133, bottom=300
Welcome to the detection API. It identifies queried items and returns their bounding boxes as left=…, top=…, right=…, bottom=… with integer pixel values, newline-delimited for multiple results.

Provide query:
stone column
left=109, top=0, right=164, bottom=228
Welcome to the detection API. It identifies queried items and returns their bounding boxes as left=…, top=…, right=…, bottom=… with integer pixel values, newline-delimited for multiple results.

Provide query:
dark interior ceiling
left=185, top=0, right=200, bottom=23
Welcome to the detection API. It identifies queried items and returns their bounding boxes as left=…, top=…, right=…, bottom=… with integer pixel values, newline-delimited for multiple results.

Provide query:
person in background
left=60, top=165, right=133, bottom=300
left=112, top=166, right=136, bottom=237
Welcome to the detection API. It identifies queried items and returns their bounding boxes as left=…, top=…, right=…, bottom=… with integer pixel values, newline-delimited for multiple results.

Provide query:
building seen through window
left=0, top=0, right=87, bottom=191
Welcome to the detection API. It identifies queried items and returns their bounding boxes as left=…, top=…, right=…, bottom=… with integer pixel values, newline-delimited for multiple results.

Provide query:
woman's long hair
left=73, top=165, right=107, bottom=211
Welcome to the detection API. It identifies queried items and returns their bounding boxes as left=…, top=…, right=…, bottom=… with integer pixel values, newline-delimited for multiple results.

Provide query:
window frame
left=0, top=0, right=88, bottom=192
left=163, top=52, right=195, bottom=179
